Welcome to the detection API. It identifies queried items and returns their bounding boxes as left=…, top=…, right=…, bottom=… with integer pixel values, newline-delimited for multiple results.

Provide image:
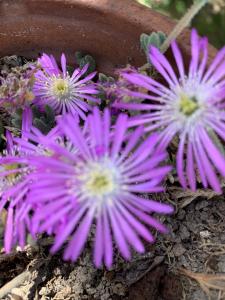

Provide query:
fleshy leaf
left=75, top=52, right=96, bottom=75
left=140, top=31, right=167, bottom=62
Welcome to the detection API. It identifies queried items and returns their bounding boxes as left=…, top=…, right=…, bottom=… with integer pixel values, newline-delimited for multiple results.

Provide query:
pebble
left=177, top=209, right=186, bottom=220
left=179, top=225, right=190, bottom=240
left=172, top=244, right=186, bottom=257
left=195, top=200, right=210, bottom=210
left=199, top=230, right=211, bottom=238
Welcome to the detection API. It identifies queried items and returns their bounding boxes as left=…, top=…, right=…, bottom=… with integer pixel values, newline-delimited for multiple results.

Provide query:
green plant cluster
left=140, top=31, right=166, bottom=61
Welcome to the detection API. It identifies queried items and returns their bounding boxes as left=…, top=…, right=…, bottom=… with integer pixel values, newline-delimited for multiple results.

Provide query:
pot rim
left=0, top=0, right=217, bottom=74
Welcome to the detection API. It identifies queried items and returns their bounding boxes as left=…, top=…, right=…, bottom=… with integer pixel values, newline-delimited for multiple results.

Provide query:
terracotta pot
left=0, top=0, right=216, bottom=75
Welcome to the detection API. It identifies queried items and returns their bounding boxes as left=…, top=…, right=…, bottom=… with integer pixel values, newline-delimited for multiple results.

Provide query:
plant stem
left=160, top=0, right=209, bottom=53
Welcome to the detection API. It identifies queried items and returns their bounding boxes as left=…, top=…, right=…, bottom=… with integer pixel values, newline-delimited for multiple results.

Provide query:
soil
left=0, top=56, right=225, bottom=300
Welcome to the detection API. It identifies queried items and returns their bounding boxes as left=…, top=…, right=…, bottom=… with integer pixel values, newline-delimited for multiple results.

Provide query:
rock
left=191, top=289, right=206, bottom=300
left=195, top=200, right=210, bottom=210
left=217, top=258, right=225, bottom=272
left=172, top=244, right=186, bottom=257
left=112, top=283, right=126, bottom=296
left=179, top=225, right=190, bottom=240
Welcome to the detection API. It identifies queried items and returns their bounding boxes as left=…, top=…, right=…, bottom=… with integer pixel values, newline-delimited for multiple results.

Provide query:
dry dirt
left=0, top=187, right=225, bottom=300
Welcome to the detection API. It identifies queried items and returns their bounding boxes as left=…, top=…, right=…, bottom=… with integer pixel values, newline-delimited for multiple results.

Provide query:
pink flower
left=27, top=108, right=173, bottom=268
left=114, top=29, right=225, bottom=193
left=33, top=53, right=100, bottom=120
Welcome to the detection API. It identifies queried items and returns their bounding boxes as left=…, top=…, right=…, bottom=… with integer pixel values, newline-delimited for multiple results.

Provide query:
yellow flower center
left=179, top=94, right=199, bottom=116
left=85, top=169, right=115, bottom=197
left=52, top=78, right=69, bottom=97
left=78, top=161, right=118, bottom=200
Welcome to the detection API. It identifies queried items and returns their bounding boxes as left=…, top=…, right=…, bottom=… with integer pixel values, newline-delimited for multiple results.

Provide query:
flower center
left=179, top=94, right=199, bottom=116
left=52, top=78, right=69, bottom=98
left=84, top=168, right=116, bottom=197
left=78, top=160, right=119, bottom=200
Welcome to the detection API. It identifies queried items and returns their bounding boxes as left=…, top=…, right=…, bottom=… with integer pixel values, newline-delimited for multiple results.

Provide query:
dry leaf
left=168, top=187, right=219, bottom=208
left=180, top=268, right=225, bottom=297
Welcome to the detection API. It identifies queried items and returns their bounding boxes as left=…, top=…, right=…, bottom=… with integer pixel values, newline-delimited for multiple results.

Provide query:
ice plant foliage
left=33, top=53, right=100, bottom=120
left=98, top=65, right=145, bottom=116
left=0, top=63, right=36, bottom=112
left=115, top=29, right=225, bottom=193
left=27, top=108, right=173, bottom=267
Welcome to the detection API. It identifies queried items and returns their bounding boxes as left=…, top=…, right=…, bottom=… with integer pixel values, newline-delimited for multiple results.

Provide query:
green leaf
left=75, top=51, right=84, bottom=61
left=75, top=51, right=96, bottom=75
left=140, top=31, right=167, bottom=62
left=11, top=107, right=23, bottom=129
left=45, top=105, right=55, bottom=125
left=32, top=105, right=42, bottom=119
left=0, top=119, right=4, bottom=145
left=98, top=73, right=115, bottom=84
left=33, top=119, right=49, bottom=135
left=32, top=105, right=56, bottom=134
left=158, top=31, right=167, bottom=44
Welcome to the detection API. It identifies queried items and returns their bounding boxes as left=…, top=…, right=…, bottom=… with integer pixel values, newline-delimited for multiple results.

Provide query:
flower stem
left=160, top=0, right=209, bottom=53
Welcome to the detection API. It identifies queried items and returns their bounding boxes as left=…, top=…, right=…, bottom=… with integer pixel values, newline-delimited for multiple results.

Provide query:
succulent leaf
left=140, top=31, right=166, bottom=62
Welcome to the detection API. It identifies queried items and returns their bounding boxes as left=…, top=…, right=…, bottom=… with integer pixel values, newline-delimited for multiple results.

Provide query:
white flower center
left=49, top=76, right=73, bottom=101
left=164, top=77, right=212, bottom=132
left=75, top=158, right=121, bottom=213
left=52, top=78, right=69, bottom=96
left=179, top=94, right=199, bottom=116
left=84, top=168, right=115, bottom=197
left=78, top=159, right=119, bottom=198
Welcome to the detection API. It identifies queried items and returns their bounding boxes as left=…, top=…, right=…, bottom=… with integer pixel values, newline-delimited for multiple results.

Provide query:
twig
left=0, top=257, right=47, bottom=299
left=180, top=268, right=225, bottom=296
left=0, top=270, right=30, bottom=299
left=139, top=0, right=209, bottom=72
left=160, top=0, right=208, bottom=53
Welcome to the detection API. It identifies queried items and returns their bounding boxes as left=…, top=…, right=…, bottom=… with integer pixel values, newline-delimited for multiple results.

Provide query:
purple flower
left=0, top=108, right=36, bottom=252
left=33, top=53, right=100, bottom=120
left=27, top=108, right=173, bottom=268
left=0, top=108, right=59, bottom=252
left=114, top=29, right=225, bottom=193
left=0, top=154, right=32, bottom=253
